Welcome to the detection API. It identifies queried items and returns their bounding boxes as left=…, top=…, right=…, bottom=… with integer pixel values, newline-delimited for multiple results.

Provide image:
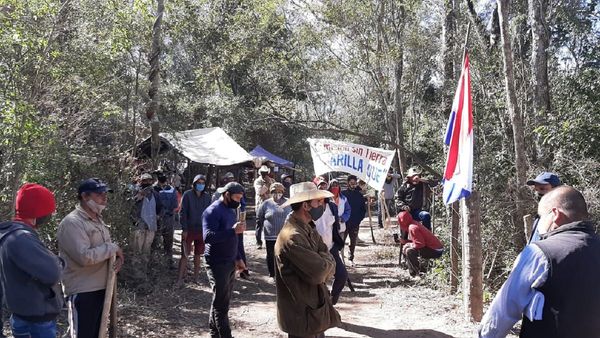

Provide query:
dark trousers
left=68, top=289, right=105, bottom=338
left=330, top=247, right=348, bottom=305
left=255, top=223, right=263, bottom=246
left=343, top=226, right=359, bottom=261
left=404, top=247, right=443, bottom=276
left=152, top=215, right=175, bottom=257
left=206, top=262, right=236, bottom=338
left=265, top=240, right=276, bottom=277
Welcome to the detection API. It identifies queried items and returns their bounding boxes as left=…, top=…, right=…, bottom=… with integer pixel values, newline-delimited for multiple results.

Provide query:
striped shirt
left=257, top=198, right=291, bottom=241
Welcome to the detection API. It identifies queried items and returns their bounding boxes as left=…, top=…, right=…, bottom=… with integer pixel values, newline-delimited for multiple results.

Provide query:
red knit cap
left=15, top=183, right=56, bottom=219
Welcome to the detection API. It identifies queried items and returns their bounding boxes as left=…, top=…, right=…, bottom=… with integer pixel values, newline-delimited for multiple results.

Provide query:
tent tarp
left=159, top=127, right=254, bottom=166
left=250, top=145, right=294, bottom=167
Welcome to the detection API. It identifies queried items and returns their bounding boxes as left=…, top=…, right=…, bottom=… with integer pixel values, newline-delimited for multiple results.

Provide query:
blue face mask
left=195, top=183, right=205, bottom=191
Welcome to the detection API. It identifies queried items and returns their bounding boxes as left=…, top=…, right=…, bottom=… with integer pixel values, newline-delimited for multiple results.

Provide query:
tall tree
left=529, top=0, right=551, bottom=165
left=146, top=0, right=164, bottom=163
left=497, top=0, right=528, bottom=248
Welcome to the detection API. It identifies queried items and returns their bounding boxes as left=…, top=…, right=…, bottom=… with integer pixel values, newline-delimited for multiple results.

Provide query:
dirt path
left=117, top=219, right=514, bottom=338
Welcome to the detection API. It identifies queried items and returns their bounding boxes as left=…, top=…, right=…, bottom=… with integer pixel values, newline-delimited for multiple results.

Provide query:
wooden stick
left=109, top=280, right=117, bottom=338
left=368, top=198, right=376, bottom=244
left=99, top=255, right=116, bottom=338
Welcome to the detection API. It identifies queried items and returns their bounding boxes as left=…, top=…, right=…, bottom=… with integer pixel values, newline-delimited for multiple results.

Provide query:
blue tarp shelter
left=250, top=145, right=294, bottom=168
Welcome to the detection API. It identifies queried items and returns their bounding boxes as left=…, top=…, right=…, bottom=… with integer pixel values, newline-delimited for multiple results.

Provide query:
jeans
left=265, top=240, right=276, bottom=277
left=67, top=289, right=105, bottom=338
left=10, top=315, right=56, bottom=338
left=206, top=262, right=236, bottom=338
left=410, top=209, right=431, bottom=231
left=330, top=247, right=348, bottom=305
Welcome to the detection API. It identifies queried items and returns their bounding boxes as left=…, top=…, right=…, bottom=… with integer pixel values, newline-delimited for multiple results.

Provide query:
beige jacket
left=57, top=205, right=118, bottom=295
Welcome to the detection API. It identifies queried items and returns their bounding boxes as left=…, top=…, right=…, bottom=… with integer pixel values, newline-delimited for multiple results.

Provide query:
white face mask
left=273, top=193, right=283, bottom=201
left=87, top=199, right=107, bottom=215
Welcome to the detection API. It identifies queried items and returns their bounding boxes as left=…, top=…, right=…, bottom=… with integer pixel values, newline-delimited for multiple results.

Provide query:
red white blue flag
left=443, top=52, right=473, bottom=205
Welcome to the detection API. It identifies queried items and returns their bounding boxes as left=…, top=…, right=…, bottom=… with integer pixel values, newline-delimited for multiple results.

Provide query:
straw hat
left=281, top=182, right=333, bottom=207
left=406, top=167, right=422, bottom=177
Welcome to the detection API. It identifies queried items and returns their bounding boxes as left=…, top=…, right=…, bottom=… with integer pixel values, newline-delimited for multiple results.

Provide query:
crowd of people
left=0, top=164, right=597, bottom=338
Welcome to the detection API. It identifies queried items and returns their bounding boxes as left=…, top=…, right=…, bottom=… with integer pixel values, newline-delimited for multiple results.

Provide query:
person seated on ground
left=256, top=183, right=291, bottom=278
left=315, top=181, right=348, bottom=305
left=397, top=211, right=443, bottom=277
left=395, top=167, right=436, bottom=231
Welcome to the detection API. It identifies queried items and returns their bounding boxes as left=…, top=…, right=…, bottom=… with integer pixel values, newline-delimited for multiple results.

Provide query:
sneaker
left=257, top=245, right=263, bottom=250
left=240, top=270, right=250, bottom=280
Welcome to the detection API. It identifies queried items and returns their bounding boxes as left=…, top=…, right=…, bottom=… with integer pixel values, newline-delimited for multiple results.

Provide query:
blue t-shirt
left=202, top=200, right=243, bottom=265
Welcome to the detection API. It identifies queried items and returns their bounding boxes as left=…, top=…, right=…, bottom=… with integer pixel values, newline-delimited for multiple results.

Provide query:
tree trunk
left=394, top=57, right=406, bottom=174
left=443, top=0, right=457, bottom=84
left=393, top=3, right=406, bottom=174
left=529, top=0, right=552, bottom=165
left=146, top=0, right=164, bottom=165
left=461, top=191, right=483, bottom=321
left=497, top=0, right=528, bottom=249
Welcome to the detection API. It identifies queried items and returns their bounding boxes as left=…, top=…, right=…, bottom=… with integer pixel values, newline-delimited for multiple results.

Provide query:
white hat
left=140, top=173, right=153, bottom=180
left=259, top=165, right=270, bottom=173
left=281, top=182, right=334, bottom=207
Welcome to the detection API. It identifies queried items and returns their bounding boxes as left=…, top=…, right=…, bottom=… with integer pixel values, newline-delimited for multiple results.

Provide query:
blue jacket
left=202, top=200, right=243, bottom=265
left=342, top=187, right=366, bottom=227
left=0, top=221, right=63, bottom=322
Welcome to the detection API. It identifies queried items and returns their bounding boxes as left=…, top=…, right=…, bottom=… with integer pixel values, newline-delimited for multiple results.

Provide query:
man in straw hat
left=275, top=182, right=341, bottom=338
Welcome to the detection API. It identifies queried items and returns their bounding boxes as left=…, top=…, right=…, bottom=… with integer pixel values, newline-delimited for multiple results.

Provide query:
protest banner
left=308, top=138, right=395, bottom=191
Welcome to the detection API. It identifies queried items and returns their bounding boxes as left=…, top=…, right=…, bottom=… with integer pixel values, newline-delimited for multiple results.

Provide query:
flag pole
left=461, top=23, right=471, bottom=68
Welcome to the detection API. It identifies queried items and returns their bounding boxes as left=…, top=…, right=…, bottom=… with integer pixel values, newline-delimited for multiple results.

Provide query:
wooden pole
left=368, top=197, right=376, bottom=244
left=99, top=255, right=116, bottom=338
left=450, top=201, right=460, bottom=294
left=461, top=191, right=483, bottom=321
left=109, top=281, right=117, bottom=338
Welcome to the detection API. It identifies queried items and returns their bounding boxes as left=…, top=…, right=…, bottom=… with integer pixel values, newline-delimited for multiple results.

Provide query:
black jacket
left=520, top=221, right=600, bottom=338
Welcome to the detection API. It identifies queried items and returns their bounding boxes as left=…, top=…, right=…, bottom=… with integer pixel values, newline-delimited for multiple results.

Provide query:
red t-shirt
left=408, top=223, right=443, bottom=250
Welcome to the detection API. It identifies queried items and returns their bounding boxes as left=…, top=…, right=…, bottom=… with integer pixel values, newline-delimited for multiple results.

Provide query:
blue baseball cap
left=526, top=172, right=561, bottom=187
left=217, top=182, right=245, bottom=194
left=78, top=178, right=113, bottom=194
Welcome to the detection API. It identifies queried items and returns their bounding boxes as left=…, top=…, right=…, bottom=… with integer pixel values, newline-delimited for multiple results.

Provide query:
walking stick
left=346, top=277, right=356, bottom=292
left=367, top=197, right=376, bottom=244
left=109, top=281, right=117, bottom=338
left=99, top=255, right=116, bottom=338
left=177, top=233, right=189, bottom=284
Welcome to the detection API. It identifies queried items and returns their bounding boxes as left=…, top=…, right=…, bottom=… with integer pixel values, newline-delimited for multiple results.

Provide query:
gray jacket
left=0, top=221, right=63, bottom=322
